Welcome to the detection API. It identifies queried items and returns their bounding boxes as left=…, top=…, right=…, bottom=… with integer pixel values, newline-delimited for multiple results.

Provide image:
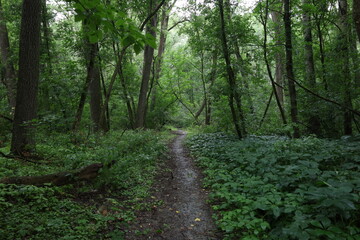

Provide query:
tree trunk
left=0, top=0, right=16, bottom=111
left=338, top=0, right=353, bottom=135
left=205, top=99, right=211, bottom=125
left=135, top=0, right=158, bottom=129
left=150, top=2, right=170, bottom=112
left=302, top=0, right=321, bottom=135
left=89, top=44, right=105, bottom=132
left=283, top=0, right=300, bottom=138
left=354, top=0, right=360, bottom=41
left=205, top=51, right=218, bottom=125
left=11, top=0, right=42, bottom=155
left=218, top=0, right=244, bottom=139
left=263, top=0, right=287, bottom=126
left=224, top=0, right=254, bottom=115
left=72, top=42, right=96, bottom=131
left=270, top=9, right=285, bottom=106
left=350, top=29, right=360, bottom=88
left=40, top=0, right=52, bottom=112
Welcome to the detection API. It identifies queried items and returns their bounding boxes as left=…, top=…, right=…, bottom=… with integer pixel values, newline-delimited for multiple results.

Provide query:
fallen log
left=0, top=163, right=103, bottom=186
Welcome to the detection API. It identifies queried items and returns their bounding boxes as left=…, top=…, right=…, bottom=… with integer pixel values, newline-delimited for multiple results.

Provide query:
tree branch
left=289, top=76, right=360, bottom=117
left=168, top=19, right=189, bottom=31
left=0, top=113, right=13, bottom=122
left=139, top=0, right=167, bottom=31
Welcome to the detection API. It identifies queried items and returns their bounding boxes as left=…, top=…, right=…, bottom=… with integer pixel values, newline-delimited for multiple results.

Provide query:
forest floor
left=124, top=130, right=221, bottom=240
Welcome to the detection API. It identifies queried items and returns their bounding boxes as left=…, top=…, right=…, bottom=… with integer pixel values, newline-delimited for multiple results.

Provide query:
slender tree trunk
left=72, top=40, right=96, bottom=131
left=302, top=0, right=321, bottom=135
left=0, top=0, right=16, bottom=111
left=98, top=55, right=110, bottom=130
left=135, top=0, right=158, bottom=129
left=119, top=60, right=135, bottom=128
left=40, top=0, right=52, bottom=111
left=218, top=0, right=244, bottom=139
left=338, top=0, right=353, bottom=135
left=283, top=0, right=300, bottom=138
left=350, top=28, right=360, bottom=88
left=99, top=0, right=166, bottom=130
left=262, top=0, right=287, bottom=126
left=270, top=9, right=285, bottom=106
left=225, top=0, right=254, bottom=115
left=316, top=21, right=328, bottom=90
left=150, top=2, right=170, bottom=111
left=11, top=0, right=42, bottom=155
left=205, top=99, right=211, bottom=125
left=354, top=0, right=360, bottom=41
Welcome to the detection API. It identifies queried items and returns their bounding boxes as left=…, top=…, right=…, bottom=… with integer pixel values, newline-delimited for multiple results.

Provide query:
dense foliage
left=188, top=133, right=360, bottom=240
left=0, top=0, right=360, bottom=238
left=0, top=130, right=167, bottom=239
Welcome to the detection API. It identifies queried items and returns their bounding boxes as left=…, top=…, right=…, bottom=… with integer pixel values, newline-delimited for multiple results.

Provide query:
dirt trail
left=125, top=130, right=221, bottom=239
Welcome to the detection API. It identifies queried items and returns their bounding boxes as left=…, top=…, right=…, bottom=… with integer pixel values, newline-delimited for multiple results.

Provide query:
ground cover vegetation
left=0, top=130, right=167, bottom=239
left=188, top=133, right=360, bottom=239
left=0, top=0, right=360, bottom=239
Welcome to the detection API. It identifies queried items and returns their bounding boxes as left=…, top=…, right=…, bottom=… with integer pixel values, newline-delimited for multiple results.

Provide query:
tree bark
left=150, top=2, right=170, bottom=112
left=135, top=0, right=158, bottom=129
left=270, top=9, right=285, bottom=106
left=99, top=0, right=166, bottom=130
left=218, top=0, right=244, bottom=139
left=72, top=42, right=96, bottom=131
left=40, top=0, right=52, bottom=111
left=224, top=0, right=254, bottom=115
left=353, top=0, right=360, bottom=41
left=262, top=0, right=287, bottom=126
left=314, top=15, right=327, bottom=90
left=89, top=44, right=105, bottom=132
left=338, top=0, right=353, bottom=135
left=283, top=0, right=300, bottom=138
left=302, top=0, right=321, bottom=135
left=0, top=0, right=16, bottom=110
left=11, top=0, right=42, bottom=155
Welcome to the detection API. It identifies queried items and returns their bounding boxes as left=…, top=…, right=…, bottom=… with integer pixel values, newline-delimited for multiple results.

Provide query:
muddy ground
left=124, top=130, right=222, bottom=240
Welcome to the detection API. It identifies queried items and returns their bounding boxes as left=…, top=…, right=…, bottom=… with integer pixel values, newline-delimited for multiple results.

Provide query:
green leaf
left=74, top=14, right=86, bottom=22
left=145, top=33, right=157, bottom=49
left=133, top=43, right=144, bottom=55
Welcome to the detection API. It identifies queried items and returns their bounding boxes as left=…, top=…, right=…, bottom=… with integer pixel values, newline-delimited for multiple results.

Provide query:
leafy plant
left=187, top=133, right=360, bottom=240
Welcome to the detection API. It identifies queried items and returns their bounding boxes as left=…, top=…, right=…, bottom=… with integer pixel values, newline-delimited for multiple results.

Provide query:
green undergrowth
left=0, top=130, right=168, bottom=240
left=187, top=133, right=360, bottom=240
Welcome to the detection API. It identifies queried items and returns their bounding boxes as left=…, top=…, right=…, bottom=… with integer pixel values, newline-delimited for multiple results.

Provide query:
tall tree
left=11, top=0, right=42, bottom=155
left=0, top=0, right=16, bottom=110
left=338, top=0, right=353, bottom=135
left=72, top=37, right=95, bottom=131
left=354, top=0, right=360, bottom=41
left=270, top=8, right=285, bottom=106
left=283, top=0, right=300, bottom=138
left=89, top=44, right=106, bottom=132
left=261, top=0, right=287, bottom=126
left=313, top=0, right=328, bottom=90
left=150, top=1, right=171, bottom=112
left=218, top=0, right=245, bottom=139
left=134, top=0, right=158, bottom=129
left=302, top=0, right=321, bottom=135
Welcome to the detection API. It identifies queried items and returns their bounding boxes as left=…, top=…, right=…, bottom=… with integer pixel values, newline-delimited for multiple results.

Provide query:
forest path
left=125, top=130, right=220, bottom=240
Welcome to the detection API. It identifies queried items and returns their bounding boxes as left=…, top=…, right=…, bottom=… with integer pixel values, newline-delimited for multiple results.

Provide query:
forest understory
left=1, top=0, right=360, bottom=239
